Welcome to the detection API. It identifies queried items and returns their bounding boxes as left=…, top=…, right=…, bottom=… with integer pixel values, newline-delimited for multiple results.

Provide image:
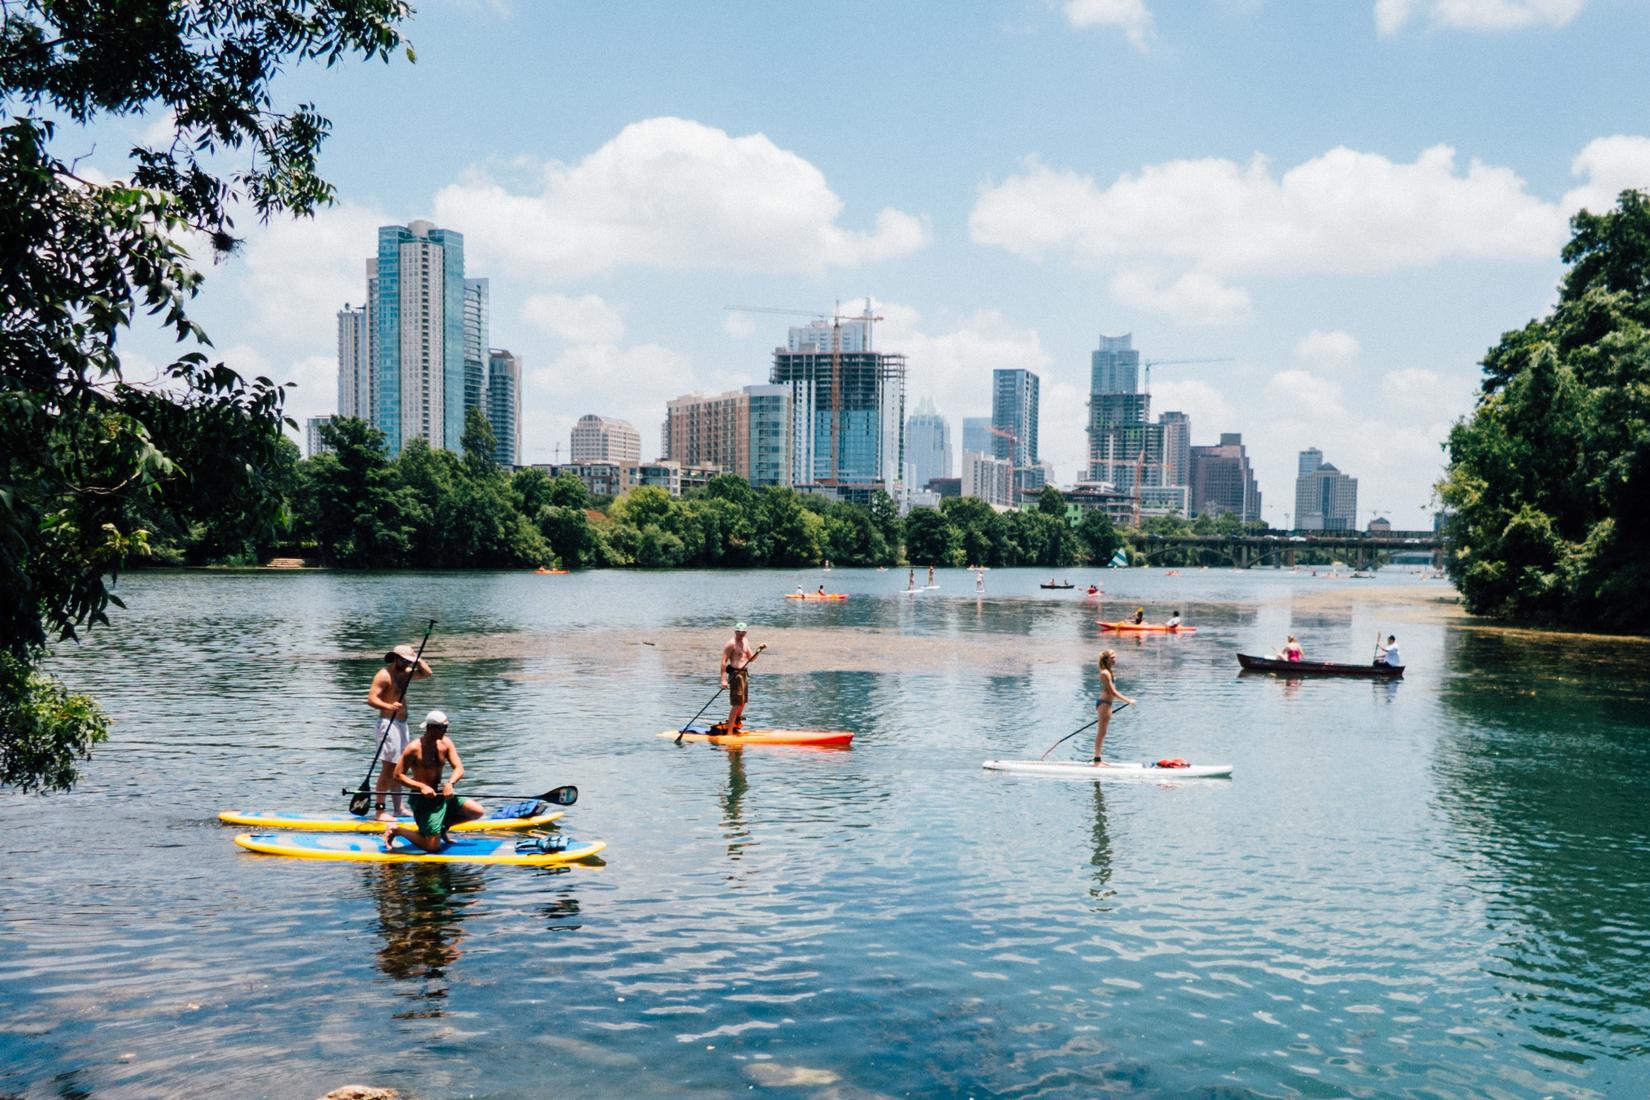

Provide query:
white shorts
left=375, top=717, right=411, bottom=767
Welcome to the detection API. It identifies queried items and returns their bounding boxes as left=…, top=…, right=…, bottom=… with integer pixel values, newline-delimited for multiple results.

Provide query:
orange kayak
left=534, top=568, right=569, bottom=574
left=1097, top=620, right=1198, bottom=633
left=785, top=593, right=847, bottom=601
left=659, top=727, right=853, bottom=747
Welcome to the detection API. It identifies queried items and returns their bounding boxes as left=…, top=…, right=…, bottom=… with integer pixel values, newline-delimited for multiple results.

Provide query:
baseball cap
left=734, top=622, right=748, bottom=632
left=423, top=710, right=449, bottom=728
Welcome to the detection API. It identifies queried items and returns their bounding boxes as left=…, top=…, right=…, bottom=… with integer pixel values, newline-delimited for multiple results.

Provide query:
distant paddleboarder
left=367, top=643, right=433, bottom=822
left=1092, top=649, right=1136, bottom=767
left=383, top=710, right=484, bottom=852
left=714, top=622, right=766, bottom=734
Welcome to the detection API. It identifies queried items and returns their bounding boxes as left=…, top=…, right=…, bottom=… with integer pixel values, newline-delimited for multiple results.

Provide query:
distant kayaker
left=1087, top=584, right=1098, bottom=596
left=715, top=622, right=766, bottom=734
left=1280, top=635, right=1303, bottom=662
left=383, top=710, right=483, bottom=852
left=367, top=643, right=433, bottom=822
left=795, top=584, right=805, bottom=595
left=1092, top=649, right=1136, bottom=767
left=1131, top=607, right=1146, bottom=625
left=1375, top=635, right=1401, bottom=667
left=817, top=584, right=827, bottom=596
left=1165, top=610, right=1182, bottom=629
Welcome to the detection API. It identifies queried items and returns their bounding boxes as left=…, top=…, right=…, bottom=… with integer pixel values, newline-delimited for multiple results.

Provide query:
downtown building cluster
left=316, top=220, right=521, bottom=466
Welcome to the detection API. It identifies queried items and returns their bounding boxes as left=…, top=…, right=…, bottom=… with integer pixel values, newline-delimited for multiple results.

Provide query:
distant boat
left=1108, top=548, right=1129, bottom=568
left=1237, top=653, right=1403, bottom=678
left=1040, top=581, right=1075, bottom=589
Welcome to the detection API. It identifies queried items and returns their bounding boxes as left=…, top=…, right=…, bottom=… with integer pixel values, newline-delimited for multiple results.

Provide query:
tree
left=903, top=507, right=959, bottom=567
left=294, top=418, right=418, bottom=567
left=1, top=1, right=413, bottom=788
left=1439, top=189, right=1650, bottom=626
left=1077, top=508, right=1121, bottom=564
left=1036, top=484, right=1066, bottom=518
left=460, top=407, right=498, bottom=475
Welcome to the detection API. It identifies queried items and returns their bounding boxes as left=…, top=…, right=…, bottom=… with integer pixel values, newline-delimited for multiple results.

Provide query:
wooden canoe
left=1237, top=653, right=1403, bottom=678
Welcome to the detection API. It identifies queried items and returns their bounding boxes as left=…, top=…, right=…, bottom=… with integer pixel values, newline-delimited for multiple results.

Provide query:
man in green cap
left=714, top=622, right=765, bottom=734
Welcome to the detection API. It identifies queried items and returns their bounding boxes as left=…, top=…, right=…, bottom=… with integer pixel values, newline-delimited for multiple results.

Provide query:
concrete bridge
left=1129, top=530, right=1444, bottom=569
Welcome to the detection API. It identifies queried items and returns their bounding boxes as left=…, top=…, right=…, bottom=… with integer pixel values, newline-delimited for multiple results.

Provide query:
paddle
left=675, top=643, right=766, bottom=742
left=348, top=618, right=436, bottom=817
left=1038, top=702, right=1130, bottom=760
left=344, top=783, right=579, bottom=807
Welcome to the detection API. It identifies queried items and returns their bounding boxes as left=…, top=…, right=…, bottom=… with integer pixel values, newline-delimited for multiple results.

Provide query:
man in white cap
left=366, top=643, right=433, bottom=821
left=714, top=622, right=765, bottom=735
left=384, top=710, right=484, bottom=852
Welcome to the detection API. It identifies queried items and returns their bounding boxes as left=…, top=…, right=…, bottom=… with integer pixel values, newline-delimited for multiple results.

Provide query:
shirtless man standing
left=383, top=710, right=484, bottom=853
left=367, top=644, right=433, bottom=821
left=715, top=623, right=766, bottom=734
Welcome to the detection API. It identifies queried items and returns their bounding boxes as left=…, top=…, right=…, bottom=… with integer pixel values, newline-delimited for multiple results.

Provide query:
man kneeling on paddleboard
left=713, top=623, right=765, bottom=735
left=383, top=710, right=485, bottom=852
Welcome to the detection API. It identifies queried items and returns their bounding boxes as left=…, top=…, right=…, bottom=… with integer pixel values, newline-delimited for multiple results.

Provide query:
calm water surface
left=3, top=568, right=1648, bottom=1099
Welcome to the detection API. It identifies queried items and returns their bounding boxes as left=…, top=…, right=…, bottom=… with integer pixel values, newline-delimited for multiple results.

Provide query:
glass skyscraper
left=486, top=349, right=521, bottom=467
left=991, top=368, right=1039, bottom=469
left=905, top=397, right=952, bottom=489
left=372, top=220, right=467, bottom=454
left=772, top=324, right=905, bottom=490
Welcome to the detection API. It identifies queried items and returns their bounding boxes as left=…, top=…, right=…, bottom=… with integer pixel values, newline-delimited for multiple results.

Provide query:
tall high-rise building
left=336, top=304, right=370, bottom=421
left=961, top=416, right=993, bottom=456
left=1160, top=411, right=1191, bottom=492
left=905, top=398, right=953, bottom=489
left=1086, top=333, right=1165, bottom=491
left=745, top=384, right=793, bottom=488
left=463, top=278, right=489, bottom=423
left=961, top=450, right=1015, bottom=508
left=1294, top=448, right=1358, bottom=530
left=571, top=415, right=641, bottom=464
left=371, top=220, right=467, bottom=454
left=1190, top=433, right=1263, bottom=521
left=663, top=385, right=793, bottom=486
left=772, top=322, right=905, bottom=490
left=991, top=368, right=1039, bottom=469
left=486, top=349, right=521, bottom=467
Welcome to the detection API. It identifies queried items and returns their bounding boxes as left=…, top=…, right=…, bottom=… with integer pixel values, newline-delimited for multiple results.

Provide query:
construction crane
left=724, top=300, right=883, bottom=484
left=1142, top=356, right=1233, bottom=397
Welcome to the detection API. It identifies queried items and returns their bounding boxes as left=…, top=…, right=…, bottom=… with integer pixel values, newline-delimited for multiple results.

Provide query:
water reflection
left=1088, top=784, right=1114, bottom=908
left=720, top=749, right=750, bottom=861
left=369, top=863, right=482, bottom=1015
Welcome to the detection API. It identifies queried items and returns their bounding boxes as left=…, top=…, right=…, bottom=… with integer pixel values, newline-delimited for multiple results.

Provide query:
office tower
left=961, top=416, right=993, bottom=456
left=336, top=305, right=370, bottom=421
left=486, top=349, right=521, bottom=467
left=905, top=398, right=952, bottom=489
left=306, top=415, right=336, bottom=458
left=1160, top=411, right=1191, bottom=491
left=571, top=414, right=641, bottom=464
left=463, top=278, right=489, bottom=422
left=663, top=385, right=793, bottom=486
left=961, top=450, right=1015, bottom=508
left=1189, top=433, right=1263, bottom=521
left=771, top=322, right=905, bottom=490
left=371, top=220, right=467, bottom=454
left=991, top=368, right=1039, bottom=468
left=1295, top=449, right=1358, bottom=530
left=744, top=384, right=793, bottom=488
left=1086, top=333, right=1164, bottom=491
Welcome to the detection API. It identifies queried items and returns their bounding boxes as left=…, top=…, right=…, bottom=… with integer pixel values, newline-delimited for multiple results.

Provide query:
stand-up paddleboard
left=1096, top=621, right=1199, bottom=633
left=234, top=831, right=606, bottom=865
left=661, top=725, right=853, bottom=747
left=217, top=806, right=563, bottom=833
left=983, top=759, right=1232, bottom=779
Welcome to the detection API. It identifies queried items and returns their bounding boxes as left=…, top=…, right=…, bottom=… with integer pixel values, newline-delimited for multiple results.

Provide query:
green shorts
left=410, top=793, right=463, bottom=837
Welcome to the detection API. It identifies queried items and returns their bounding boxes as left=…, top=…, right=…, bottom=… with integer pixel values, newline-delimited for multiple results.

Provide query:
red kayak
left=1097, top=620, right=1198, bottom=633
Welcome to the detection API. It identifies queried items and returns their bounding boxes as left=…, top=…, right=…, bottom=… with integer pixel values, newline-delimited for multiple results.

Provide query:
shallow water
left=4, top=567, right=1648, bottom=1099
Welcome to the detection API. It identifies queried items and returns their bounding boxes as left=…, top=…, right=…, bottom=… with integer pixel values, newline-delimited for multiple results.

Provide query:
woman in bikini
left=1093, top=649, right=1136, bottom=766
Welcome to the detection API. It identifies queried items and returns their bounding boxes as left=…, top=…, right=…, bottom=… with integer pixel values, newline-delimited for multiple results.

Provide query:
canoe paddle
left=348, top=618, right=436, bottom=817
left=1038, top=702, right=1130, bottom=760
left=340, top=783, right=578, bottom=807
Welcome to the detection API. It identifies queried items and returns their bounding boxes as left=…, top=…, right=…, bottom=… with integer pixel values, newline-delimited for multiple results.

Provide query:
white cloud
left=1064, top=0, right=1155, bottom=49
left=1376, top=0, right=1586, bottom=35
left=1562, top=136, right=1650, bottom=216
left=1109, top=270, right=1252, bottom=326
left=1295, top=329, right=1361, bottom=373
left=723, top=312, right=757, bottom=339
left=432, top=117, right=927, bottom=280
left=1150, top=378, right=1234, bottom=434
left=1266, top=368, right=1348, bottom=421
left=521, top=292, right=625, bottom=344
left=231, top=201, right=388, bottom=346
left=519, top=342, right=696, bottom=465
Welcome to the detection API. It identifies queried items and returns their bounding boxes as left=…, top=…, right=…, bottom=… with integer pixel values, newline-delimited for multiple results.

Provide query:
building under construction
left=770, top=318, right=906, bottom=495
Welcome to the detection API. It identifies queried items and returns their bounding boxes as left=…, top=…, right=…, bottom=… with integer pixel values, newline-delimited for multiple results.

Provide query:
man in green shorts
left=712, top=622, right=764, bottom=734
left=383, top=710, right=485, bottom=852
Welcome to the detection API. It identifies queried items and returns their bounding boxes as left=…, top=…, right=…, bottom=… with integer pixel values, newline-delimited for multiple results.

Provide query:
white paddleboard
left=982, top=760, right=1232, bottom=779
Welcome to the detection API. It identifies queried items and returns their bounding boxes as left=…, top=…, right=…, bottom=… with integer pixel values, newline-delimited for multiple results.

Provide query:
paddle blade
left=347, top=789, right=371, bottom=817
left=544, top=784, right=578, bottom=806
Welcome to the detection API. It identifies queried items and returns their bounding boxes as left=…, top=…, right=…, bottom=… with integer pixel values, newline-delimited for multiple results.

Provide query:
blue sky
left=102, top=0, right=1650, bottom=527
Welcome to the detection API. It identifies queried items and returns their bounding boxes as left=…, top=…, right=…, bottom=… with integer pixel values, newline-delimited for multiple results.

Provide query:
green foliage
left=1440, top=189, right=1650, bottom=626
left=901, top=507, right=960, bottom=566
left=1076, top=508, right=1121, bottom=564
left=0, top=0, right=413, bottom=790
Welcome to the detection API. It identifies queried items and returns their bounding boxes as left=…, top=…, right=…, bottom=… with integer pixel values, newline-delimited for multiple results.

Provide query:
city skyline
left=77, top=4, right=1650, bottom=527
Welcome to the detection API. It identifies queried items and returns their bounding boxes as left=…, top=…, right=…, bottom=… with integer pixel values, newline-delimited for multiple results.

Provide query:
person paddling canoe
left=713, top=623, right=766, bottom=734
left=367, top=643, right=433, bottom=822
left=1374, top=635, right=1401, bottom=668
left=383, top=710, right=484, bottom=853
left=1092, top=649, right=1136, bottom=767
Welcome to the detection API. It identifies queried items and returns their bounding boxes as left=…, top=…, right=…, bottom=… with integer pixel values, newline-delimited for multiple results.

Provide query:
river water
left=3, top=567, right=1648, bottom=1099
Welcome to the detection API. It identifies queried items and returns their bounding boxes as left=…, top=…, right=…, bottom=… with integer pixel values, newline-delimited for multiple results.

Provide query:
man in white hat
left=384, top=710, right=485, bottom=852
left=713, top=622, right=765, bottom=735
left=366, top=643, right=433, bottom=821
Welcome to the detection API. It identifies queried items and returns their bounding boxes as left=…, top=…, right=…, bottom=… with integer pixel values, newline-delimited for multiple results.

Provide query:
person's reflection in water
left=1283, top=675, right=1302, bottom=701
left=721, top=748, right=751, bottom=861
left=1089, top=784, right=1115, bottom=907
left=370, top=863, right=481, bottom=1017
left=1377, top=677, right=1402, bottom=705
